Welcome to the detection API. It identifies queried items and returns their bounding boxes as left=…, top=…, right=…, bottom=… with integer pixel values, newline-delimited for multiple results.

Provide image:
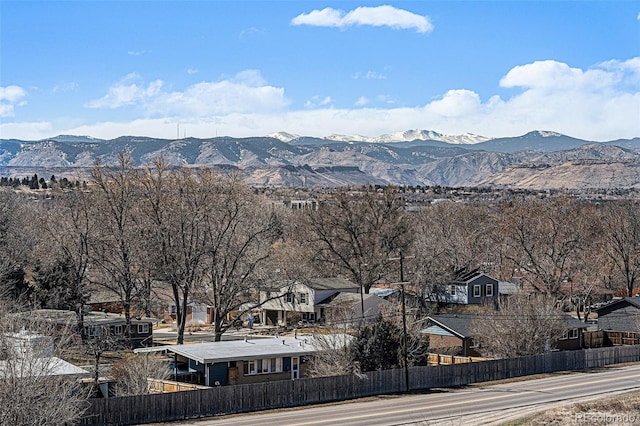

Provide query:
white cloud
left=304, top=95, right=334, bottom=108
left=187, top=68, right=198, bottom=75
left=353, top=71, right=387, bottom=80
left=128, top=50, right=150, bottom=56
left=425, top=89, right=481, bottom=117
left=86, top=80, right=163, bottom=109
left=86, top=70, right=288, bottom=115
left=52, top=82, right=79, bottom=93
left=240, top=27, right=261, bottom=38
left=0, top=85, right=26, bottom=103
left=355, top=96, right=369, bottom=106
left=0, top=85, right=27, bottom=117
left=4, top=58, right=638, bottom=142
left=292, top=5, right=433, bottom=33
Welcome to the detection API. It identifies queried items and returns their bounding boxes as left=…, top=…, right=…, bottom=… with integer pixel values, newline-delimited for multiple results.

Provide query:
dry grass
left=512, top=390, right=640, bottom=425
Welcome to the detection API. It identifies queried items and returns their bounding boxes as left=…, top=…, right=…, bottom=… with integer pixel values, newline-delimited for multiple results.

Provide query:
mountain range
left=1, top=130, right=640, bottom=189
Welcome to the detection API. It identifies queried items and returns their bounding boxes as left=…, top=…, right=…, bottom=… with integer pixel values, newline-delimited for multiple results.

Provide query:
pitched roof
left=451, top=269, right=497, bottom=285
left=424, top=314, right=479, bottom=338
left=596, top=297, right=640, bottom=312
left=595, top=298, right=640, bottom=332
left=305, top=277, right=359, bottom=291
left=424, top=313, right=587, bottom=339
left=563, top=314, right=589, bottom=329
left=317, top=292, right=389, bottom=320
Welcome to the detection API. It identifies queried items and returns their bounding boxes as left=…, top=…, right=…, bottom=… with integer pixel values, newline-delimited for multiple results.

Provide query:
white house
left=258, top=277, right=359, bottom=325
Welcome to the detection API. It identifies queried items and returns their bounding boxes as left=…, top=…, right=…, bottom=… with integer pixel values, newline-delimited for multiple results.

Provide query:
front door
left=291, top=356, right=299, bottom=380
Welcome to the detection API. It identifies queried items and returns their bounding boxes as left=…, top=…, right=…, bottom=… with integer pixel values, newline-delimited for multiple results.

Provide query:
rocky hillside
left=1, top=131, right=639, bottom=189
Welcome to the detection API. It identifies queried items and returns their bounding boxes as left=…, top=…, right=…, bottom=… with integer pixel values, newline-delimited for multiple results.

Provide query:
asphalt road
left=159, top=364, right=640, bottom=426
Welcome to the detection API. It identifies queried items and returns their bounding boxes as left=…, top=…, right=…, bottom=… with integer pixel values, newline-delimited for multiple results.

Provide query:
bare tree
left=306, top=187, right=410, bottom=322
left=499, top=198, right=597, bottom=297
left=36, top=189, right=98, bottom=337
left=110, top=353, right=169, bottom=396
left=409, top=202, right=495, bottom=304
left=90, top=152, right=145, bottom=336
left=198, top=172, right=282, bottom=341
left=471, top=294, right=566, bottom=358
left=138, top=161, right=209, bottom=344
left=307, top=333, right=360, bottom=378
left=600, top=201, right=640, bottom=297
left=0, top=191, right=35, bottom=305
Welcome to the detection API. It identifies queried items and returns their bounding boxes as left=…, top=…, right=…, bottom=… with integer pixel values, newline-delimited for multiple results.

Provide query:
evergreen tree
left=351, top=314, right=401, bottom=371
left=33, top=257, right=87, bottom=310
left=0, top=267, right=31, bottom=304
left=30, top=174, right=39, bottom=189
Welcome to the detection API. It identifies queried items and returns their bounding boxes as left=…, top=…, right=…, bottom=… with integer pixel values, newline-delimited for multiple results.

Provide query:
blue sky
left=1, top=1, right=639, bottom=141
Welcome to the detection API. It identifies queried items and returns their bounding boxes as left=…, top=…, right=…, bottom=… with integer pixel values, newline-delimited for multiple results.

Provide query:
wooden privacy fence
left=427, top=353, right=488, bottom=365
left=147, top=378, right=210, bottom=393
left=81, top=345, right=640, bottom=425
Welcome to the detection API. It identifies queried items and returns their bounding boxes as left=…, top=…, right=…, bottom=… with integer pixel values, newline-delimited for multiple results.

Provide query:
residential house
left=423, top=313, right=587, bottom=356
left=422, top=314, right=481, bottom=357
left=166, top=301, right=210, bottom=325
left=596, top=297, right=640, bottom=333
left=0, top=331, right=89, bottom=379
left=427, top=269, right=499, bottom=305
left=556, top=315, right=589, bottom=351
left=258, top=277, right=360, bottom=326
left=136, top=334, right=353, bottom=387
left=31, top=309, right=156, bottom=348
left=317, top=292, right=390, bottom=325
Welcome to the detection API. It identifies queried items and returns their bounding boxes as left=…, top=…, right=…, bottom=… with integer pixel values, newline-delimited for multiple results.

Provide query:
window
left=138, top=323, right=150, bottom=334
left=87, top=326, right=103, bottom=337
left=560, top=329, right=579, bottom=340
left=285, top=293, right=294, bottom=303
left=299, top=292, right=308, bottom=304
left=486, top=284, right=494, bottom=297
left=450, top=285, right=456, bottom=296
left=112, top=325, right=123, bottom=335
left=244, top=358, right=283, bottom=375
left=473, top=285, right=481, bottom=298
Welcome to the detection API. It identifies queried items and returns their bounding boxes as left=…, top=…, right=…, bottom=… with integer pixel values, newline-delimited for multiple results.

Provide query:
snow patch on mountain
left=267, top=132, right=300, bottom=143
left=322, top=129, right=490, bottom=144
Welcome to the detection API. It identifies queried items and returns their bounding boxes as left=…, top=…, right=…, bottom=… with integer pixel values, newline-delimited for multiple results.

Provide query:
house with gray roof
left=258, top=277, right=360, bottom=326
left=423, top=312, right=588, bottom=357
left=595, top=297, right=640, bottom=333
left=137, top=334, right=353, bottom=387
left=422, top=314, right=481, bottom=357
left=31, top=309, right=156, bottom=348
left=426, top=269, right=499, bottom=305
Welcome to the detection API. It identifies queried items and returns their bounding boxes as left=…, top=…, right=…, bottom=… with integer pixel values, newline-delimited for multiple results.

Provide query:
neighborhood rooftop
left=304, top=277, right=358, bottom=291
left=140, top=334, right=352, bottom=364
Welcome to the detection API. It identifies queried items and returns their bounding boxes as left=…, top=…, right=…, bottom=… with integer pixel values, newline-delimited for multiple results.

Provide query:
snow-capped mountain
left=2, top=130, right=640, bottom=189
left=267, top=132, right=301, bottom=143
left=322, top=129, right=490, bottom=144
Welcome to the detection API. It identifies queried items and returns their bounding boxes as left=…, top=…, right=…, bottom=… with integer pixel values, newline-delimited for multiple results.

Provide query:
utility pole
left=400, top=253, right=409, bottom=393
left=389, top=254, right=415, bottom=392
